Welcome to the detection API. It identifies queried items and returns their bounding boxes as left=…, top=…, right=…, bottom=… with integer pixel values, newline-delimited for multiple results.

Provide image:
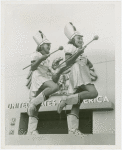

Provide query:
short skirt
left=68, top=62, right=92, bottom=93
left=30, top=74, right=52, bottom=99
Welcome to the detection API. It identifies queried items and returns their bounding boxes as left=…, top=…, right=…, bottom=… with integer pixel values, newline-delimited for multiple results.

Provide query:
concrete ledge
left=7, top=95, right=114, bottom=112
left=38, top=101, right=114, bottom=112
left=80, top=101, right=114, bottom=111
left=6, top=134, right=115, bottom=145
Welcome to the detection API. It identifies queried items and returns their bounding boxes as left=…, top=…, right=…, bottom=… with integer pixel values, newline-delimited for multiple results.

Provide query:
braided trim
left=67, top=113, right=79, bottom=119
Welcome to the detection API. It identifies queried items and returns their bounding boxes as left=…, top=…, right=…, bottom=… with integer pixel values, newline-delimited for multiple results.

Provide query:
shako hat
left=33, top=30, right=51, bottom=46
left=64, top=22, right=83, bottom=40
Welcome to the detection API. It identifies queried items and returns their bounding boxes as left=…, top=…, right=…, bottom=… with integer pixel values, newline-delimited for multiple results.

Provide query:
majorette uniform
left=58, top=22, right=97, bottom=137
left=27, top=31, right=52, bottom=135
left=64, top=44, right=92, bottom=94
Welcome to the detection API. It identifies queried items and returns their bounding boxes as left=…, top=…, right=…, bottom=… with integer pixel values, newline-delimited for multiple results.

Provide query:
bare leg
left=30, top=80, right=59, bottom=106
left=71, top=104, right=80, bottom=117
left=78, top=84, right=98, bottom=101
left=67, top=86, right=93, bottom=137
left=41, top=80, right=59, bottom=99
left=67, top=104, right=87, bottom=138
left=27, top=81, right=59, bottom=135
left=57, top=84, right=98, bottom=114
left=70, top=86, right=85, bottom=116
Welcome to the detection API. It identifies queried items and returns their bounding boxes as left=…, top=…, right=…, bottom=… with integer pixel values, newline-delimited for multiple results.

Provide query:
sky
left=3, top=2, right=115, bottom=67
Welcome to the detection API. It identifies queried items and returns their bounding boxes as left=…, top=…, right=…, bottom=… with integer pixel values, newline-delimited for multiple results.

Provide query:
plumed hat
left=64, top=22, right=83, bottom=39
left=33, top=30, right=51, bottom=46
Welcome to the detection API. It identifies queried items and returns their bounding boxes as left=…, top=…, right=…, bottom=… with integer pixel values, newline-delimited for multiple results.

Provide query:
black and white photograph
left=1, top=0, right=121, bottom=148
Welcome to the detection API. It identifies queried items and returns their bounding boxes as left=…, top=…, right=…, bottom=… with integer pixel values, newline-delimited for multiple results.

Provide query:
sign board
left=7, top=96, right=114, bottom=111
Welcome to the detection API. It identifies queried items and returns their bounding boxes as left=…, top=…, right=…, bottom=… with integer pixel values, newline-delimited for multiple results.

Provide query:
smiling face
left=74, top=35, right=84, bottom=48
left=40, top=43, right=51, bottom=54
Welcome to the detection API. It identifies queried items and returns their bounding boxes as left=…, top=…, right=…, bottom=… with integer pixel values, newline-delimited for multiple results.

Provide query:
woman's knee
left=50, top=84, right=59, bottom=93
left=53, top=84, right=59, bottom=92
left=90, top=90, right=98, bottom=99
left=43, top=81, right=59, bottom=92
left=85, top=84, right=98, bottom=98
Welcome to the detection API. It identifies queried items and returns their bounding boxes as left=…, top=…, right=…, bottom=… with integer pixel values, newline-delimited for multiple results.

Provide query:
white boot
left=57, top=94, right=79, bottom=114
left=27, top=117, right=39, bottom=135
left=27, top=92, right=46, bottom=135
left=67, top=114, right=87, bottom=138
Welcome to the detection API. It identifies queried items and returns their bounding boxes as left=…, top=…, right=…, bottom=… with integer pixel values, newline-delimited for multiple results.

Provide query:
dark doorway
left=18, top=110, right=92, bottom=135
left=18, top=113, right=29, bottom=135
left=37, top=111, right=68, bottom=134
left=79, top=111, right=93, bottom=134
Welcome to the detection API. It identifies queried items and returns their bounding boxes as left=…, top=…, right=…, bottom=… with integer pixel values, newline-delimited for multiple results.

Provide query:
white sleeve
left=64, top=44, right=74, bottom=55
left=31, top=52, right=40, bottom=62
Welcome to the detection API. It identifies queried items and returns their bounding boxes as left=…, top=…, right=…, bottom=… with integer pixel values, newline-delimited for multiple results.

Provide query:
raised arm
left=31, top=54, right=49, bottom=71
left=65, top=47, right=86, bottom=66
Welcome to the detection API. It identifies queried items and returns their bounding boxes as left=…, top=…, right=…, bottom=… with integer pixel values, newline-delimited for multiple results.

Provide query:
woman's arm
left=66, top=46, right=86, bottom=66
left=31, top=54, right=49, bottom=71
left=65, top=53, right=72, bottom=61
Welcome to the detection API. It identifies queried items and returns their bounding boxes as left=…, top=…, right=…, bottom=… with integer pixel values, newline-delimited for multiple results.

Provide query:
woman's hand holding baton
left=22, top=46, right=63, bottom=70
left=52, top=35, right=99, bottom=83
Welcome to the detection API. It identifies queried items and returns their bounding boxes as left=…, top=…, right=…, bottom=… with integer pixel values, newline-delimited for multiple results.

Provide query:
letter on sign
left=103, top=96, right=109, bottom=102
left=83, top=99, right=88, bottom=103
left=97, top=96, right=103, bottom=102
left=89, top=99, right=94, bottom=103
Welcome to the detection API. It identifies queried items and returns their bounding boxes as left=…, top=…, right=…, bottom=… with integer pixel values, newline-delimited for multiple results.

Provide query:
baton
left=23, top=46, right=63, bottom=70
left=56, top=35, right=99, bottom=69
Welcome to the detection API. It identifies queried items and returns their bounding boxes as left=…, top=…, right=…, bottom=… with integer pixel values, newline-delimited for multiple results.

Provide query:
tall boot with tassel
left=67, top=114, right=86, bottom=138
left=27, top=117, right=39, bottom=135
left=27, top=92, right=46, bottom=135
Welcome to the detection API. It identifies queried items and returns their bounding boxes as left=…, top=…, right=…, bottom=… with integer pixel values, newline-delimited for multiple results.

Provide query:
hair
left=36, top=46, right=41, bottom=52
left=36, top=45, right=43, bottom=52
left=68, top=35, right=84, bottom=48
left=68, top=38, right=78, bottom=48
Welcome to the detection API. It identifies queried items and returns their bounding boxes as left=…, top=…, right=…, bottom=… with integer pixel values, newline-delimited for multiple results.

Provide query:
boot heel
left=57, top=99, right=67, bottom=114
